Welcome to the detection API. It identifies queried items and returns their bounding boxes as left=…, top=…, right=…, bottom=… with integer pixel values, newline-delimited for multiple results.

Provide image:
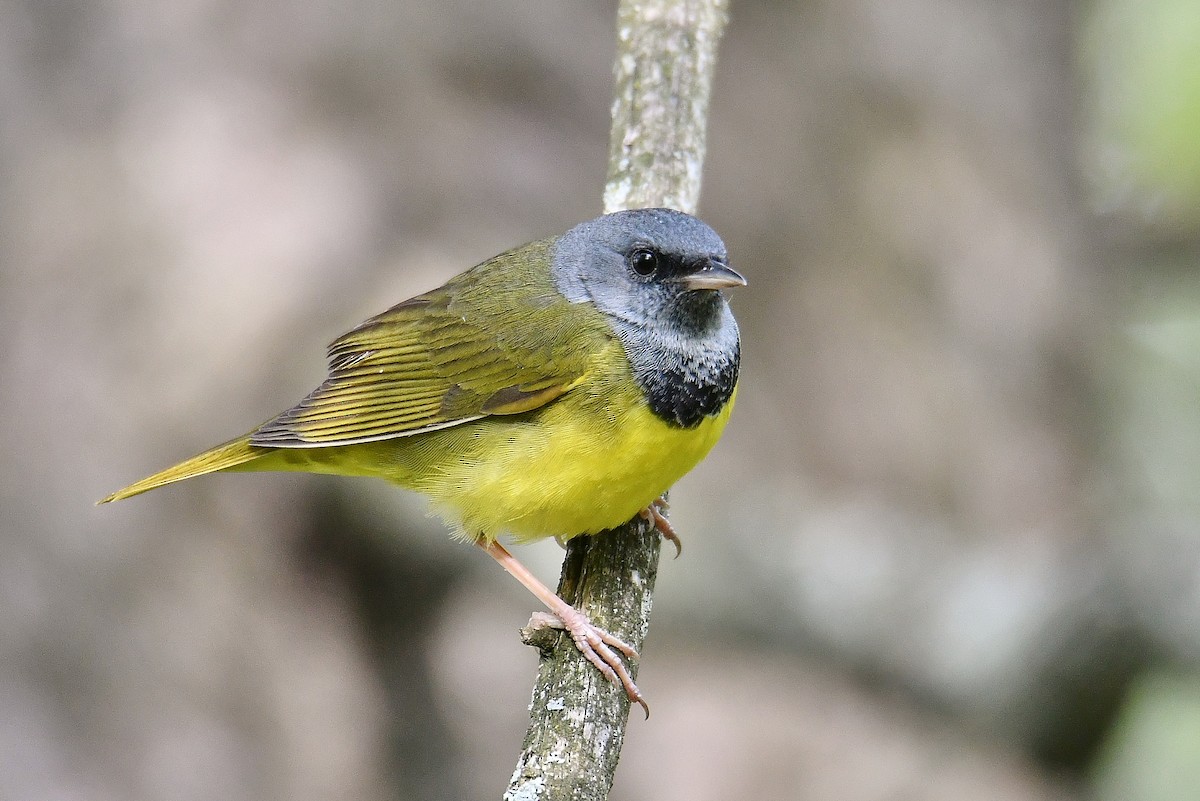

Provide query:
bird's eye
left=629, top=248, right=659, bottom=277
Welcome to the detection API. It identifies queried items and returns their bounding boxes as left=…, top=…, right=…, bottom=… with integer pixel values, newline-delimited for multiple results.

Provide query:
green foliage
left=1084, top=0, right=1200, bottom=225
left=1093, top=672, right=1200, bottom=801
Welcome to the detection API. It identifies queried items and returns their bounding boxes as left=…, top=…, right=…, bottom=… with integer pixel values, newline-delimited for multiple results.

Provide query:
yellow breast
left=321, top=345, right=737, bottom=542
left=440, top=385, right=735, bottom=542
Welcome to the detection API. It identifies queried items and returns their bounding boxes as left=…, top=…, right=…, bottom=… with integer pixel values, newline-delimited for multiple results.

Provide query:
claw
left=640, top=498, right=681, bottom=558
left=482, top=539, right=650, bottom=717
left=555, top=604, right=649, bottom=718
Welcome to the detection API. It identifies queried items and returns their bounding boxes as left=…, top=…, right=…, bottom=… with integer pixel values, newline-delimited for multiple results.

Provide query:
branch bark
left=504, top=2, right=729, bottom=799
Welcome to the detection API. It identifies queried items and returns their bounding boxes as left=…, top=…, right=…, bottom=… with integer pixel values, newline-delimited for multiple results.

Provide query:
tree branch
left=604, top=0, right=729, bottom=216
left=505, top=2, right=729, bottom=799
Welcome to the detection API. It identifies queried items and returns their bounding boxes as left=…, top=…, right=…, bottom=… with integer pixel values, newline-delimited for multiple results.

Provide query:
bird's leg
left=479, top=539, right=648, bottom=717
left=640, top=496, right=681, bottom=558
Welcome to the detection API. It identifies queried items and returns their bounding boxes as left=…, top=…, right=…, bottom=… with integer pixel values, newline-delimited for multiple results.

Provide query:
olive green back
left=251, top=238, right=612, bottom=447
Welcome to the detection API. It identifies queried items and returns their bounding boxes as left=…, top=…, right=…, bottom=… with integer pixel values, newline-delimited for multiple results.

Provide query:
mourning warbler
left=100, top=207, right=745, bottom=711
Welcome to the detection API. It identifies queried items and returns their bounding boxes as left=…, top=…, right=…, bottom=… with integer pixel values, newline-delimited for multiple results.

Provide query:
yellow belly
left=441, top=388, right=732, bottom=541
left=297, top=381, right=736, bottom=543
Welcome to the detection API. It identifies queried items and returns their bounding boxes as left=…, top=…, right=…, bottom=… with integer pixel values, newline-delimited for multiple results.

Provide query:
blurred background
left=3, top=0, right=1200, bottom=799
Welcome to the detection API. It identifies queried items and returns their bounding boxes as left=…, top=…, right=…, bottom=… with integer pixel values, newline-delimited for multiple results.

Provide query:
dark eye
left=629, top=247, right=659, bottom=277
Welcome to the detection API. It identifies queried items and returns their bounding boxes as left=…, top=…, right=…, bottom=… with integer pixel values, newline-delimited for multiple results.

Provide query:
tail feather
left=98, top=435, right=265, bottom=503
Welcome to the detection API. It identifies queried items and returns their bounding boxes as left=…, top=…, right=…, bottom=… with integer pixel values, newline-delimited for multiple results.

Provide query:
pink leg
left=480, top=540, right=649, bottom=717
left=640, top=496, right=681, bottom=558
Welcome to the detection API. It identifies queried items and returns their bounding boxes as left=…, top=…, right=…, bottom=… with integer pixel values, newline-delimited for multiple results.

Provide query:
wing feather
left=250, top=238, right=607, bottom=447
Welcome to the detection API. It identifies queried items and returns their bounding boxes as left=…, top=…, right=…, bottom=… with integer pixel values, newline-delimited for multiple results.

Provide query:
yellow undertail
left=98, top=436, right=265, bottom=503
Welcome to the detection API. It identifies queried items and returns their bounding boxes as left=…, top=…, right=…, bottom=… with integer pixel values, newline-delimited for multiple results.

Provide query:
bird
left=99, top=207, right=744, bottom=714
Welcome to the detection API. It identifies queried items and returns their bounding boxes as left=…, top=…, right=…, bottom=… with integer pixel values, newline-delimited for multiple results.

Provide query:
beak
left=677, top=260, right=747, bottom=291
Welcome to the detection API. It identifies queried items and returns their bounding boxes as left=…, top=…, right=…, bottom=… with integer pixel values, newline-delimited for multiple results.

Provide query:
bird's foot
left=640, top=497, right=681, bottom=558
left=550, top=603, right=648, bottom=718
left=482, top=540, right=649, bottom=717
